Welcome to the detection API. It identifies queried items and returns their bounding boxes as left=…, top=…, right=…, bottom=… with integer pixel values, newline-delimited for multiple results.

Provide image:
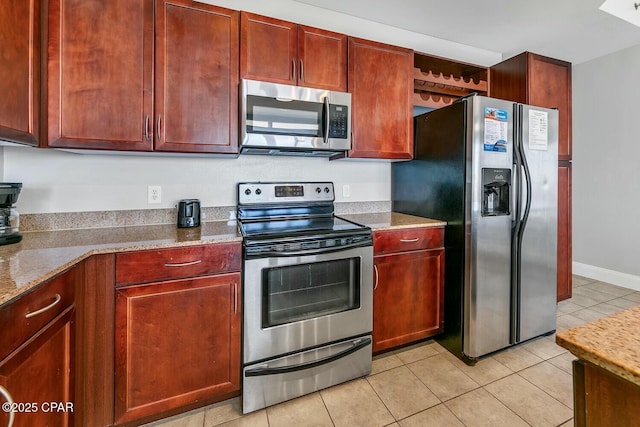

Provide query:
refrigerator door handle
left=512, top=103, right=533, bottom=343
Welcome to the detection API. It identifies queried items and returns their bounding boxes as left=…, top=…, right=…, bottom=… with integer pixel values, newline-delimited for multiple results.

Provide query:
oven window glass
left=261, top=258, right=360, bottom=328
left=246, top=95, right=324, bottom=138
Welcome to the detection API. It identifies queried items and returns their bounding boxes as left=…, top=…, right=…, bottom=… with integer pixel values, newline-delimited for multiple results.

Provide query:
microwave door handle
left=323, top=96, right=330, bottom=144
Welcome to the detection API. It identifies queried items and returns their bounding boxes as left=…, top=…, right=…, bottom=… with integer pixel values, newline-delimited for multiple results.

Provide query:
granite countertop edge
left=0, top=212, right=445, bottom=306
left=556, top=305, right=640, bottom=387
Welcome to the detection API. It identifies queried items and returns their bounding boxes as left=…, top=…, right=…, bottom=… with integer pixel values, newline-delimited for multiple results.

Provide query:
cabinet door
left=527, top=54, right=572, bottom=160
left=240, top=12, right=297, bottom=85
left=0, top=307, right=75, bottom=427
left=297, top=25, right=347, bottom=92
left=348, top=37, right=413, bottom=159
left=46, top=0, right=154, bottom=150
left=114, top=273, right=241, bottom=425
left=155, top=1, right=239, bottom=153
left=489, top=52, right=572, bottom=160
left=557, top=163, right=572, bottom=301
left=0, top=0, right=39, bottom=146
left=373, top=249, right=444, bottom=353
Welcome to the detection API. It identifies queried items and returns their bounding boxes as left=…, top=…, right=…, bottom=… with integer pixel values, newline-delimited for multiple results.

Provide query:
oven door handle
left=244, top=337, right=371, bottom=377
left=246, top=241, right=371, bottom=258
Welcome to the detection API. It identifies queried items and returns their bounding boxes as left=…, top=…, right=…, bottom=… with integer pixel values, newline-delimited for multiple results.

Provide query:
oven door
left=243, top=244, right=373, bottom=364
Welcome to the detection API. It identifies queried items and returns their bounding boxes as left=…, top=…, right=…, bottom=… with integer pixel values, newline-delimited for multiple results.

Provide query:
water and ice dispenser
left=482, top=169, right=511, bottom=216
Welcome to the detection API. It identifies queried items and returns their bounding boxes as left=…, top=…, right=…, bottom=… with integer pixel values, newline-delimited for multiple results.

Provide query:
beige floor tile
left=320, top=379, right=394, bottom=427
left=203, top=397, right=243, bottom=427
left=583, top=281, right=635, bottom=298
left=492, top=346, right=544, bottom=372
left=547, top=352, right=577, bottom=375
left=589, top=302, right=627, bottom=316
left=572, top=286, right=617, bottom=303
left=521, top=336, right=567, bottom=360
left=371, top=353, right=404, bottom=375
left=568, top=293, right=602, bottom=308
left=519, top=361, right=574, bottom=408
left=142, top=407, right=205, bottom=427
left=559, top=419, right=574, bottom=427
left=485, top=374, right=573, bottom=427
left=571, top=307, right=608, bottom=322
left=572, top=275, right=594, bottom=287
left=441, top=351, right=513, bottom=386
left=266, top=393, right=332, bottom=427
left=557, top=301, right=583, bottom=314
left=622, top=292, right=640, bottom=303
left=556, top=313, right=588, bottom=331
left=407, top=354, right=479, bottom=401
left=216, top=410, right=269, bottom=427
left=398, top=404, right=464, bottom=427
left=607, top=297, right=639, bottom=310
left=394, top=340, right=444, bottom=364
left=367, top=365, right=440, bottom=419
left=445, top=388, right=529, bottom=427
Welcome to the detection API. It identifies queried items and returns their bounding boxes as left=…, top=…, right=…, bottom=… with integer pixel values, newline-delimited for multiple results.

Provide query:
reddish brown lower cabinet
left=573, top=360, right=640, bottom=427
left=557, top=162, right=572, bottom=301
left=0, top=266, right=78, bottom=427
left=372, top=227, right=445, bottom=353
left=114, top=272, right=241, bottom=425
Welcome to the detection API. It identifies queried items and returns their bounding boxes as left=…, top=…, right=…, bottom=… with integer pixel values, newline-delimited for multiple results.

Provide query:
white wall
left=572, top=44, right=640, bottom=287
left=4, top=146, right=390, bottom=214
left=3, top=0, right=501, bottom=215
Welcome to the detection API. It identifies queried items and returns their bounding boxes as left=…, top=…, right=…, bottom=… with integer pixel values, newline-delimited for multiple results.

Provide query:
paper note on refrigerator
left=483, top=108, right=508, bottom=152
left=528, top=110, right=549, bottom=151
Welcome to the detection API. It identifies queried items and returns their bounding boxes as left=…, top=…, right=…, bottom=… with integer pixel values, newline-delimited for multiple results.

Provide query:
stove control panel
left=238, top=182, right=335, bottom=205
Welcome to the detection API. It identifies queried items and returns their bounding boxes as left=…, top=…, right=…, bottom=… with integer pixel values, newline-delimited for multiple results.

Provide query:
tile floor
left=143, top=275, right=640, bottom=427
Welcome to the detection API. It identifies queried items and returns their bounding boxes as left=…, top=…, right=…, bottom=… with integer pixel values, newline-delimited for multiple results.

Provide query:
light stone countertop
left=0, top=212, right=444, bottom=307
left=556, top=305, right=640, bottom=387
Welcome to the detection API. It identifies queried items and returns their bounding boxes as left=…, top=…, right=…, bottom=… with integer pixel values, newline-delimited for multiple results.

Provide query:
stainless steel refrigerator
left=392, top=95, right=558, bottom=363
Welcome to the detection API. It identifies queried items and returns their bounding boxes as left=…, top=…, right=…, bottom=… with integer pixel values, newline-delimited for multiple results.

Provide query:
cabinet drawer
left=0, top=266, right=77, bottom=360
left=115, top=243, right=241, bottom=286
left=373, top=227, right=444, bottom=255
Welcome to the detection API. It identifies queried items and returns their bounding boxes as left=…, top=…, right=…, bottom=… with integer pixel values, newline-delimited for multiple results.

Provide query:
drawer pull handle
left=25, top=294, right=61, bottom=319
left=0, top=385, right=15, bottom=427
left=164, top=260, right=202, bottom=268
left=399, top=238, right=420, bottom=243
left=374, top=265, right=379, bottom=290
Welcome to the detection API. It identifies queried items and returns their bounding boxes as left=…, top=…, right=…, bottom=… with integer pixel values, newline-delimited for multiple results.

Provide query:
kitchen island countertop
left=0, top=212, right=444, bottom=306
left=556, top=305, right=640, bottom=387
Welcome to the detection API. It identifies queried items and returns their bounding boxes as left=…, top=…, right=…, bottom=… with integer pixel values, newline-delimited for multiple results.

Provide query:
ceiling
left=293, top=0, right=640, bottom=65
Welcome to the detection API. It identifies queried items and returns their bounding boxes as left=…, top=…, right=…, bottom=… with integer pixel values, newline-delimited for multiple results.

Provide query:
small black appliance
left=177, top=199, right=201, bottom=228
left=0, top=183, right=22, bottom=246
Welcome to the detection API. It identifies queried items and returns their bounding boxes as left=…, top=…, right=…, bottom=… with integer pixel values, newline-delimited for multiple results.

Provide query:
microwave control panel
left=328, top=105, right=349, bottom=139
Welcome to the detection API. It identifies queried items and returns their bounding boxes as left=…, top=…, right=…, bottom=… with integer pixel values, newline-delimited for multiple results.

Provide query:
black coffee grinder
left=0, top=183, right=23, bottom=245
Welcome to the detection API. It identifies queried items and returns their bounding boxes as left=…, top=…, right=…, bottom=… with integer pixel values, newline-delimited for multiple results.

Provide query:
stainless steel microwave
left=240, top=79, right=352, bottom=157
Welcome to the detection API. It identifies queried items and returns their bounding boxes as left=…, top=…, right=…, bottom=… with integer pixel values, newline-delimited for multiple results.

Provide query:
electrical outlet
left=147, top=185, right=162, bottom=204
left=342, top=184, right=350, bottom=198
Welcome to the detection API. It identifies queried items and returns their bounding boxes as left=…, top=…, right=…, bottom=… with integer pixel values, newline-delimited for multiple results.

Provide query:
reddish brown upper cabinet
left=372, top=227, right=445, bottom=353
left=46, top=0, right=154, bottom=151
left=347, top=37, right=413, bottom=159
left=489, top=52, right=572, bottom=160
left=45, top=0, right=239, bottom=154
left=490, top=51, right=573, bottom=301
left=154, top=0, right=239, bottom=153
left=0, top=0, right=40, bottom=146
left=240, top=12, right=347, bottom=92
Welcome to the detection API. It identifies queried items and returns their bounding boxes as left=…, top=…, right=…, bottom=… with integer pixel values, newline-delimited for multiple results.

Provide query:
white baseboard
left=573, top=262, right=640, bottom=292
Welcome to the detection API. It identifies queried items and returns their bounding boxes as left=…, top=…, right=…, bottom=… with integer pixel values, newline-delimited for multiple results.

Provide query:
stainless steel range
left=237, top=182, right=373, bottom=414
